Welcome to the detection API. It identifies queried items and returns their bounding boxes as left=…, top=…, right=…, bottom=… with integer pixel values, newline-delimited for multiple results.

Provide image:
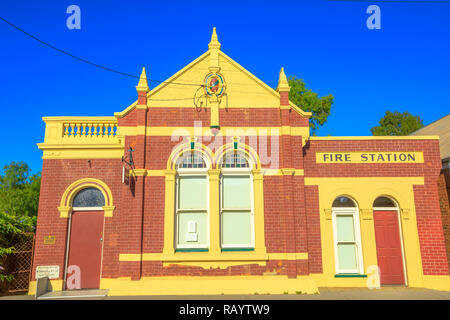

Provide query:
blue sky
left=0, top=0, right=449, bottom=174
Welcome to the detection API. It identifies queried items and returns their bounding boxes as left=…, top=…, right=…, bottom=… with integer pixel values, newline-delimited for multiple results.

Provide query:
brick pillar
left=131, top=68, right=149, bottom=280
left=277, top=68, right=297, bottom=278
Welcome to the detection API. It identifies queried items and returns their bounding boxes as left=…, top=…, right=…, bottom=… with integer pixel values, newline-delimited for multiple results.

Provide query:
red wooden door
left=373, top=210, right=405, bottom=285
left=67, top=210, right=104, bottom=289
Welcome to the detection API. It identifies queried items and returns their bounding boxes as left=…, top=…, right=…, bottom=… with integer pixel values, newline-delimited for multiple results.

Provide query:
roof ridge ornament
left=136, top=67, right=149, bottom=93
left=277, top=67, right=290, bottom=92
left=208, top=27, right=221, bottom=51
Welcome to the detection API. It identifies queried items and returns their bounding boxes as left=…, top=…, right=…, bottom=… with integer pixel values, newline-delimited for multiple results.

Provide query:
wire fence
left=0, top=233, right=35, bottom=296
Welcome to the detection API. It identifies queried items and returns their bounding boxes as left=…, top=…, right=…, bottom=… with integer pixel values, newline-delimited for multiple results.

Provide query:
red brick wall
left=304, top=138, right=449, bottom=276
left=438, top=168, right=450, bottom=270
left=34, top=98, right=448, bottom=283
left=304, top=185, right=323, bottom=273
left=32, top=159, right=123, bottom=282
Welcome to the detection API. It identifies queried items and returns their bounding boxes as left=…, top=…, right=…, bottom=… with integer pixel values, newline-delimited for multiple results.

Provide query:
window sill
left=334, top=274, right=367, bottom=278
left=175, top=248, right=209, bottom=252
left=221, top=248, right=255, bottom=252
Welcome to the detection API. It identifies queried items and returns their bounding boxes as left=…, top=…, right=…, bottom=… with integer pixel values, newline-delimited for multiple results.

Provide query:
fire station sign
left=316, top=152, right=424, bottom=164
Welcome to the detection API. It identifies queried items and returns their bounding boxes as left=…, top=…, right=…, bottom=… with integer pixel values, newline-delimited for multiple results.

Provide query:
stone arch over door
left=58, top=178, right=115, bottom=218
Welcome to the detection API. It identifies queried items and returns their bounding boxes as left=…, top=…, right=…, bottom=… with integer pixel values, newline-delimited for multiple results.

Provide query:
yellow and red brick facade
left=29, top=29, right=450, bottom=295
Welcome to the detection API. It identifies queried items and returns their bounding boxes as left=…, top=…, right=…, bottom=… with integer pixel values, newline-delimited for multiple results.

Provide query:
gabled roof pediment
left=115, top=30, right=311, bottom=119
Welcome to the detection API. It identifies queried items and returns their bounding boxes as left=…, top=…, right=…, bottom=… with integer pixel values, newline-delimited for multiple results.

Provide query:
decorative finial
left=208, top=27, right=221, bottom=50
left=277, top=67, right=290, bottom=92
left=136, top=67, right=149, bottom=92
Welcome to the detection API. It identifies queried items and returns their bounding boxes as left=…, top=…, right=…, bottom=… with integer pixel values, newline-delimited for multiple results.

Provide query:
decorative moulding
left=401, top=208, right=410, bottom=220
left=360, top=209, right=373, bottom=220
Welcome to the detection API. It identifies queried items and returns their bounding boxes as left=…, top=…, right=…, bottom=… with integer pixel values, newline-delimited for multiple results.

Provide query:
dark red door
left=67, top=210, right=104, bottom=289
left=373, top=210, right=405, bottom=285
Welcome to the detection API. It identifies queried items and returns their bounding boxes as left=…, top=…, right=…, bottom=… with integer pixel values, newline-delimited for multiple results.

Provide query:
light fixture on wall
left=122, top=147, right=134, bottom=168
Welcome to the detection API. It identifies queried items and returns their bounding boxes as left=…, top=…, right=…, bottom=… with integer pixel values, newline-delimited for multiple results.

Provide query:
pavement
left=1, top=286, right=450, bottom=300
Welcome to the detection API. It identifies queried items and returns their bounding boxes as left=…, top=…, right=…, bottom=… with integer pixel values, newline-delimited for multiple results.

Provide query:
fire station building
left=29, top=29, right=450, bottom=295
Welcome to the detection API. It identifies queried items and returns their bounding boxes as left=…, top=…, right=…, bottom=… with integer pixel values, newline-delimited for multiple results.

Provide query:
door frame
left=373, top=204, right=408, bottom=286
left=63, top=206, right=106, bottom=290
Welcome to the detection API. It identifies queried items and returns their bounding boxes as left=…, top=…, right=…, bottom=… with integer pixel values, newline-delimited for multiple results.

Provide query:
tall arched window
left=175, top=151, right=209, bottom=250
left=219, top=152, right=254, bottom=250
left=72, top=187, right=105, bottom=209
left=332, top=196, right=364, bottom=274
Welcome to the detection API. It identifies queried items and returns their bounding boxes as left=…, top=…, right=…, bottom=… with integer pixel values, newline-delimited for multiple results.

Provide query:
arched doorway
left=373, top=196, right=406, bottom=285
left=66, top=187, right=105, bottom=290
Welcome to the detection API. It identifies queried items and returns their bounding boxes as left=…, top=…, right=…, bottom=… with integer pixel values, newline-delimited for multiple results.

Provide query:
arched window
left=332, top=196, right=363, bottom=274
left=175, top=151, right=207, bottom=169
left=219, top=152, right=254, bottom=250
left=332, top=196, right=357, bottom=208
left=220, top=152, right=250, bottom=169
left=373, top=196, right=397, bottom=208
left=72, top=187, right=105, bottom=208
left=175, top=151, right=209, bottom=250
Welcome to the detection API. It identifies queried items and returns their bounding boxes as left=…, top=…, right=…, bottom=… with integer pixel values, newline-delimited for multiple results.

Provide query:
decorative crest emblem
left=204, top=72, right=225, bottom=97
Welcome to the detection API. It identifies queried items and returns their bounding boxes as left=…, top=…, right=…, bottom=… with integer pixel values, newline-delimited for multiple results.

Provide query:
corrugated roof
left=410, top=114, right=450, bottom=160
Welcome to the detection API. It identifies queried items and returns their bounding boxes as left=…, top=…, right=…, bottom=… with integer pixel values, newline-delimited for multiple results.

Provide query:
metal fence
left=0, top=233, right=35, bottom=295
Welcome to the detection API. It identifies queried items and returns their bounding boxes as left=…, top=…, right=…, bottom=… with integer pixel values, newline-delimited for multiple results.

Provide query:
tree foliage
left=0, top=162, right=41, bottom=218
left=0, top=162, right=40, bottom=283
left=287, top=76, right=334, bottom=135
left=371, top=111, right=424, bottom=136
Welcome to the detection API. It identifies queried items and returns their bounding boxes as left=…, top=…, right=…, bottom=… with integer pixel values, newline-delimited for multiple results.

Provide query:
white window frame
left=71, top=206, right=104, bottom=211
left=332, top=206, right=364, bottom=274
left=175, top=157, right=210, bottom=250
left=219, top=165, right=255, bottom=250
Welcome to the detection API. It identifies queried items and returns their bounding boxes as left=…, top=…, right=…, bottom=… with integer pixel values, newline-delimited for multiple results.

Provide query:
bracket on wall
left=400, top=208, right=410, bottom=220
left=360, top=209, right=373, bottom=220
left=323, top=209, right=332, bottom=220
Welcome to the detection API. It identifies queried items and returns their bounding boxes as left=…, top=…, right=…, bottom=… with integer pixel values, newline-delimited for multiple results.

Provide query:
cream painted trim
left=116, top=168, right=304, bottom=177
left=114, top=52, right=210, bottom=119
left=117, top=126, right=308, bottom=137
left=100, top=276, right=319, bottom=295
left=218, top=51, right=312, bottom=118
left=119, top=252, right=308, bottom=262
left=262, top=169, right=304, bottom=176
left=310, top=136, right=439, bottom=141
left=114, top=50, right=312, bottom=119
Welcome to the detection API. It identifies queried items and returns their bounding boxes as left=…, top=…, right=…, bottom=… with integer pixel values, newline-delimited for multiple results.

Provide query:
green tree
left=0, top=162, right=41, bottom=218
left=0, top=162, right=40, bottom=283
left=371, top=111, right=424, bottom=136
left=287, top=76, right=334, bottom=135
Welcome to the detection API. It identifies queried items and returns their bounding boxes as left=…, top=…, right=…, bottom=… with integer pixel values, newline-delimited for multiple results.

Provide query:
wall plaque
left=44, top=235, right=55, bottom=245
left=36, top=265, right=60, bottom=279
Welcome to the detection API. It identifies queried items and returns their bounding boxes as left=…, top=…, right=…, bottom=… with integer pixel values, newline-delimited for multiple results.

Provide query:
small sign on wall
left=186, top=220, right=198, bottom=242
left=122, top=166, right=130, bottom=185
left=36, top=265, right=60, bottom=279
left=44, top=235, right=55, bottom=245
